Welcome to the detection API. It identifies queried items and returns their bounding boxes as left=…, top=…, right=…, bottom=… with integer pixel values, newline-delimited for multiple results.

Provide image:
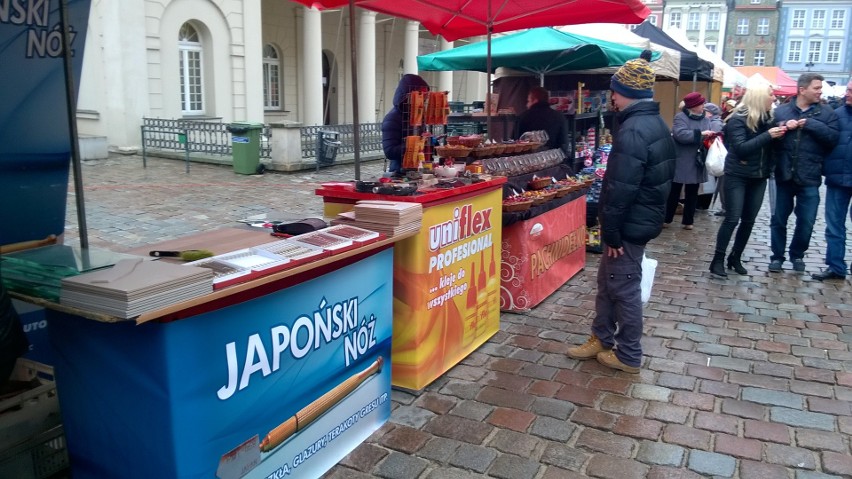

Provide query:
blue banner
left=49, top=249, right=394, bottom=478
left=0, top=0, right=91, bottom=245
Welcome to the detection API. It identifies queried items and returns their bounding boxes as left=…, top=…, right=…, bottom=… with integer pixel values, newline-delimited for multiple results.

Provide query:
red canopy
left=287, top=0, right=650, bottom=179
left=290, top=0, right=651, bottom=41
left=735, top=66, right=798, bottom=96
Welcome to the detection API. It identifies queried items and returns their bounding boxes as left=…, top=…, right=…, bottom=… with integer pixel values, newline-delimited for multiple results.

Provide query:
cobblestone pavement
left=65, top=155, right=852, bottom=478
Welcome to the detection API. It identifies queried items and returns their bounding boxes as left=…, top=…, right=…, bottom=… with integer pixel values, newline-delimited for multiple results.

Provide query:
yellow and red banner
left=501, top=197, right=586, bottom=311
left=391, top=188, right=502, bottom=390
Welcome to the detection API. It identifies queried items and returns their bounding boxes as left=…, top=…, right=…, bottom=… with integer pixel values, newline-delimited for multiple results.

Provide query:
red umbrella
left=289, top=0, right=650, bottom=178
left=292, top=0, right=650, bottom=41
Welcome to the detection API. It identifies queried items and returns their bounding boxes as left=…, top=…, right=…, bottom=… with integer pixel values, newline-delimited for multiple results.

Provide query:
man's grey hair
left=797, top=72, right=824, bottom=89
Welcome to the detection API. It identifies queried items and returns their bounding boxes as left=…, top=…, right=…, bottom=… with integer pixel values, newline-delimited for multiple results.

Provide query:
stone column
left=461, top=36, right=487, bottom=103
left=302, top=6, right=323, bottom=126
left=358, top=11, right=377, bottom=122
left=438, top=37, right=453, bottom=100
left=717, top=3, right=729, bottom=59
left=404, top=21, right=420, bottom=74
left=697, top=5, right=709, bottom=48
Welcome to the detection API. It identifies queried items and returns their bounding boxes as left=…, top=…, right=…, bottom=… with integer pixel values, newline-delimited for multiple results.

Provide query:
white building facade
left=662, top=0, right=730, bottom=57
left=76, top=0, right=487, bottom=152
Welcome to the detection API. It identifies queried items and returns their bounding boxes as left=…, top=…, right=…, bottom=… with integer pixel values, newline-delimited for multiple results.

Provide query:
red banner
left=500, top=197, right=586, bottom=311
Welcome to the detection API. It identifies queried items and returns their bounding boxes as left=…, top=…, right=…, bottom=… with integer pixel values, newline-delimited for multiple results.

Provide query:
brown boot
left=596, top=350, right=640, bottom=374
left=567, top=335, right=609, bottom=360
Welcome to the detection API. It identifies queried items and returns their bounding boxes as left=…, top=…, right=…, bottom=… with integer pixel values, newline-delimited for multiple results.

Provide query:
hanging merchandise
left=425, top=91, right=449, bottom=125
left=409, top=90, right=426, bottom=126
left=403, top=135, right=425, bottom=170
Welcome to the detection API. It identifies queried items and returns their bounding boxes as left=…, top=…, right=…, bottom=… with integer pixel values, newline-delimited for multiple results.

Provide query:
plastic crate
left=0, top=360, right=67, bottom=479
left=0, top=425, right=68, bottom=479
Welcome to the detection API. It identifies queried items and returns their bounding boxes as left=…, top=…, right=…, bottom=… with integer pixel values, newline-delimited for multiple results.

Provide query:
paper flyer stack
left=60, top=258, right=213, bottom=319
left=331, top=200, right=422, bottom=237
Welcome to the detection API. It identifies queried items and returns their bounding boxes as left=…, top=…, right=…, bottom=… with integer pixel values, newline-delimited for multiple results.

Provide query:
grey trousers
left=591, top=240, right=645, bottom=367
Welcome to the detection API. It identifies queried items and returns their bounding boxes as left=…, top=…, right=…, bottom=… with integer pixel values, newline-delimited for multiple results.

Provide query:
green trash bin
left=227, top=122, right=264, bottom=174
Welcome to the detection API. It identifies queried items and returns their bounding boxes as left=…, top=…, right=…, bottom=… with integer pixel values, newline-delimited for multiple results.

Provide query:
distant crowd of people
left=710, top=73, right=846, bottom=281
left=569, top=61, right=851, bottom=374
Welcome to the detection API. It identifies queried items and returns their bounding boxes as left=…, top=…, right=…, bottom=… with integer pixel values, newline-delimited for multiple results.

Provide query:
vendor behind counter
left=515, top=86, right=570, bottom=155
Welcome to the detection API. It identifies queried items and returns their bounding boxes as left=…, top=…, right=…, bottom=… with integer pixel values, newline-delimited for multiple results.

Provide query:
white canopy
left=661, top=27, right=725, bottom=83
left=692, top=44, right=747, bottom=90
left=557, top=23, right=681, bottom=80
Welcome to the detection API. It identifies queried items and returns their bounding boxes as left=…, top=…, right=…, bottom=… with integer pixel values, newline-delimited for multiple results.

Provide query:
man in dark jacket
left=567, top=51, right=676, bottom=373
left=813, top=79, right=852, bottom=281
left=769, top=73, right=840, bottom=273
left=516, top=86, right=569, bottom=154
left=381, top=74, right=429, bottom=173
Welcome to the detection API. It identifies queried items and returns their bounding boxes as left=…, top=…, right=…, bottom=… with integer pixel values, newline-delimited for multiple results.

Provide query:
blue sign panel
left=49, top=249, right=394, bottom=479
left=0, top=0, right=92, bottom=245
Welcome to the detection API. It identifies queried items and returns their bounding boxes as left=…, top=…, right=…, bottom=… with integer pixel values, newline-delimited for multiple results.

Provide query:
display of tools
left=148, top=249, right=214, bottom=261
left=216, top=357, right=384, bottom=479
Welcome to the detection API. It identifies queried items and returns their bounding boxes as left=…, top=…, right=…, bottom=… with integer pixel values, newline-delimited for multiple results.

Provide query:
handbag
left=705, top=137, right=727, bottom=177
left=695, top=143, right=708, bottom=169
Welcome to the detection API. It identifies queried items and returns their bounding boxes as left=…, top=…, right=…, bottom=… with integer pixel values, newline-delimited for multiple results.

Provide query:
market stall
left=316, top=178, right=504, bottom=391
left=16, top=228, right=407, bottom=479
left=499, top=163, right=590, bottom=311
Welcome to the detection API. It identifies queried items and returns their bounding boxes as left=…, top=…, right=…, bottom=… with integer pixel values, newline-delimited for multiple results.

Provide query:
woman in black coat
left=710, top=84, right=786, bottom=277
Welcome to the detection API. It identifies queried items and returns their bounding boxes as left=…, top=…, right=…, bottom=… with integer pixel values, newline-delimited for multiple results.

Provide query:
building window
left=831, top=10, right=846, bottom=29
left=705, top=43, right=717, bottom=53
left=787, top=40, right=802, bottom=62
left=754, top=50, right=766, bottom=66
left=669, top=11, right=681, bottom=29
left=648, top=14, right=657, bottom=26
left=263, top=44, right=281, bottom=110
left=737, top=18, right=749, bottom=35
left=812, top=10, right=826, bottom=29
left=707, top=11, right=720, bottom=30
left=757, top=18, right=769, bottom=35
left=178, top=23, right=204, bottom=115
left=688, top=11, right=700, bottom=30
left=791, top=10, right=805, bottom=29
left=733, top=49, right=745, bottom=66
left=826, top=41, right=841, bottom=63
left=807, top=41, right=822, bottom=63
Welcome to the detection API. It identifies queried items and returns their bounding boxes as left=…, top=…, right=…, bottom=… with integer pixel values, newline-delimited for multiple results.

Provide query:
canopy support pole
left=60, top=0, right=88, bottom=249
left=485, top=21, right=492, bottom=140
left=349, top=0, right=362, bottom=180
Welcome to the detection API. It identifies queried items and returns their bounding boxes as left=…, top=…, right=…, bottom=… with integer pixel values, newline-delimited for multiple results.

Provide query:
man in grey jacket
left=567, top=52, right=676, bottom=373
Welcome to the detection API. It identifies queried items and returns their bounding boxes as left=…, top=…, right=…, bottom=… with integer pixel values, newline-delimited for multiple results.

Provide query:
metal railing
left=299, top=122, right=445, bottom=160
left=300, top=123, right=384, bottom=159
left=141, top=118, right=272, bottom=165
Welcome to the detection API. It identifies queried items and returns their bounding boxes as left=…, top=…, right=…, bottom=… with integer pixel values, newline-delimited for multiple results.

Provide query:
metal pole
left=60, top=0, right=88, bottom=249
left=485, top=8, right=492, bottom=139
left=349, top=0, right=361, bottom=180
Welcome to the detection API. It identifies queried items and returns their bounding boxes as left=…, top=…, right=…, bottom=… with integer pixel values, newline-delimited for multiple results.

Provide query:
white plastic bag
left=705, top=137, right=727, bottom=177
left=640, top=254, right=658, bottom=304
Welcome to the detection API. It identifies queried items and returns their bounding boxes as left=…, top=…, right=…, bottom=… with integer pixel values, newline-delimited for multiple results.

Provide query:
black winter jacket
left=382, top=74, right=429, bottom=172
left=824, top=104, right=852, bottom=188
left=772, top=98, right=839, bottom=186
left=599, top=101, right=676, bottom=248
left=722, top=113, right=775, bottom=179
left=516, top=102, right=569, bottom=153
